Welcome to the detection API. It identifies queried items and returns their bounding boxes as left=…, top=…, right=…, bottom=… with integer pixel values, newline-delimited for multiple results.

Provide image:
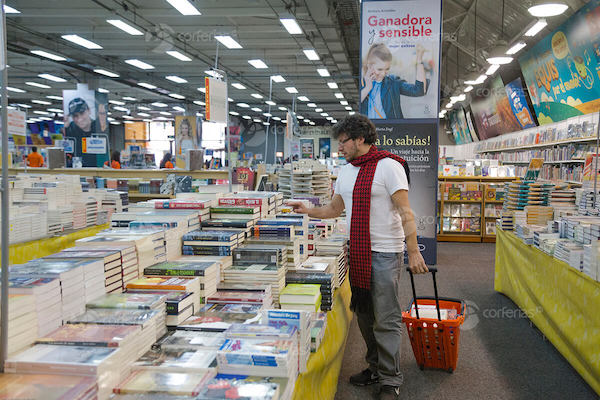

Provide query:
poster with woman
left=175, top=115, right=199, bottom=167
left=360, top=0, right=441, bottom=119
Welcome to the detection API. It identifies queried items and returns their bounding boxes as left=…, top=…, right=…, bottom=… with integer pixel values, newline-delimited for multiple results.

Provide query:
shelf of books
left=8, top=167, right=230, bottom=180
left=438, top=177, right=514, bottom=242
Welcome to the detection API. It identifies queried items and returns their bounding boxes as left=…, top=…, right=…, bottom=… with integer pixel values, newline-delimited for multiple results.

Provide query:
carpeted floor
left=335, top=242, right=598, bottom=400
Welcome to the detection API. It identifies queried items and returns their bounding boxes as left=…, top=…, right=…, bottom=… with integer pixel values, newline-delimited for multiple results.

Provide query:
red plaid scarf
left=349, top=145, right=410, bottom=311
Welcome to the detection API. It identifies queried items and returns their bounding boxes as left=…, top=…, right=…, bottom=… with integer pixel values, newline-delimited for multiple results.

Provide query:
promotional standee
left=361, top=0, right=442, bottom=264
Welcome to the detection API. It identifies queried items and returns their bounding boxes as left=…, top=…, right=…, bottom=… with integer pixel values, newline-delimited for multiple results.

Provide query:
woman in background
left=160, top=152, right=174, bottom=169
left=104, top=150, right=121, bottom=169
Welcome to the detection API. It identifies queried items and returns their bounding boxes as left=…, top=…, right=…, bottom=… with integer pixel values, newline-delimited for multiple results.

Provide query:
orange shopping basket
left=402, top=267, right=466, bottom=373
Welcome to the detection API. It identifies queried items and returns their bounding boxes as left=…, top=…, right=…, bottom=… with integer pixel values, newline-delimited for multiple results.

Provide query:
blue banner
left=505, top=78, right=537, bottom=129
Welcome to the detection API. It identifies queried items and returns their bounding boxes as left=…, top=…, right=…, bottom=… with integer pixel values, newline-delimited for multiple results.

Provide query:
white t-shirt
left=334, top=158, right=409, bottom=252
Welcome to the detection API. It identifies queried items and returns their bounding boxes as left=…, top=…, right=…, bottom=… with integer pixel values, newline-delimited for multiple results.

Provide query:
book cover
left=160, top=331, right=226, bottom=350
left=144, top=261, right=217, bottom=277
left=197, top=377, right=279, bottom=400
left=36, top=324, right=140, bottom=347
left=225, top=324, right=297, bottom=339
left=201, top=303, right=263, bottom=314
left=113, top=370, right=214, bottom=396
left=133, top=347, right=217, bottom=371
left=182, top=230, right=238, bottom=242
left=178, top=312, right=259, bottom=332
left=0, top=373, right=97, bottom=400
left=201, top=219, right=252, bottom=228
left=210, top=207, right=259, bottom=215
left=86, top=293, right=166, bottom=310
left=126, top=277, right=197, bottom=291
left=67, top=309, right=159, bottom=327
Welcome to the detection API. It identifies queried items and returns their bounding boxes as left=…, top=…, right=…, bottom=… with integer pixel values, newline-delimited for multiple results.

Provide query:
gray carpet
left=335, top=242, right=598, bottom=400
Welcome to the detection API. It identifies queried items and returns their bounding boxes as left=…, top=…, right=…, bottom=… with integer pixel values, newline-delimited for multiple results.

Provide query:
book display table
left=292, top=278, right=352, bottom=400
left=7, top=224, right=109, bottom=265
left=495, top=228, right=600, bottom=395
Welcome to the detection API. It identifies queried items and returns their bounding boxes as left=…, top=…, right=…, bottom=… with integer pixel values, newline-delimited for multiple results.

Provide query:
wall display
left=519, top=0, right=600, bottom=125
left=448, top=107, right=473, bottom=144
left=175, top=116, right=199, bottom=168
left=360, top=0, right=440, bottom=119
left=470, top=76, right=522, bottom=140
left=504, top=78, right=537, bottom=129
left=318, top=137, right=331, bottom=158
left=361, top=0, right=442, bottom=264
left=300, top=139, right=314, bottom=159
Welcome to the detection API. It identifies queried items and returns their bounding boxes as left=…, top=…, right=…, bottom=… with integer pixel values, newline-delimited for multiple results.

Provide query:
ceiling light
left=317, top=68, right=330, bottom=77
left=280, top=18, right=303, bottom=35
left=506, top=42, right=527, bottom=55
left=228, top=98, right=234, bottom=102
left=349, top=111, right=355, bottom=115
left=110, top=121, right=121, bottom=125
left=248, top=59, right=268, bottom=69
left=25, top=82, right=51, bottom=89
left=4, top=5, right=20, bottom=13
left=251, top=93, right=263, bottom=99
left=138, top=82, right=157, bottom=89
left=525, top=19, right=547, bottom=37
left=166, top=75, right=188, bottom=83
left=232, top=83, right=246, bottom=90
left=169, top=93, right=185, bottom=99
left=166, top=0, right=201, bottom=15
left=193, top=100, right=205, bottom=106
left=242, top=115, right=251, bottom=120
left=251, top=107, right=262, bottom=112
left=160, top=111, right=172, bottom=116
left=464, top=86, right=474, bottom=93
left=528, top=3, right=568, bottom=17
left=122, top=115, right=134, bottom=120
left=137, top=112, right=151, bottom=117
left=334, top=93, right=344, bottom=99
left=439, top=112, right=446, bottom=118
left=196, top=112, right=203, bottom=117
left=237, top=103, right=250, bottom=108
left=46, top=95, right=63, bottom=100
left=321, top=113, right=329, bottom=117
left=138, top=106, right=151, bottom=111
left=298, top=96, right=310, bottom=102
left=263, top=121, right=270, bottom=126
left=152, top=102, right=168, bottom=107
left=263, top=112, right=272, bottom=117
left=278, top=106, right=287, bottom=111
left=31, top=100, right=51, bottom=105
left=340, top=100, right=348, bottom=106
left=38, top=73, right=66, bottom=83
left=7, top=87, right=25, bottom=93
left=265, top=100, right=276, bottom=106
left=487, top=56, right=513, bottom=65
left=33, top=111, right=50, bottom=115
left=486, top=64, right=500, bottom=75
left=93, top=68, right=119, bottom=78
left=285, top=87, right=298, bottom=94
left=198, top=87, right=206, bottom=93
left=62, top=34, right=102, bottom=49
left=215, top=35, right=243, bottom=49
left=106, top=19, right=143, bottom=35
left=97, top=88, right=109, bottom=93
left=30, top=50, right=66, bottom=61
left=310, top=121, right=316, bottom=125
left=166, top=50, right=192, bottom=61
left=345, top=106, right=352, bottom=111
left=445, top=103, right=453, bottom=109
left=109, top=100, right=125, bottom=105
left=464, top=75, right=487, bottom=85
left=17, top=104, right=32, bottom=108
left=272, top=116, right=281, bottom=121
left=229, top=111, right=240, bottom=116
left=125, top=59, right=154, bottom=70
left=315, top=108, right=323, bottom=112
left=303, top=49, right=320, bottom=61
left=113, top=106, right=128, bottom=112
left=271, top=75, right=285, bottom=83
left=326, top=117, right=333, bottom=121
left=253, top=118, right=261, bottom=123
left=173, top=106, right=186, bottom=112
left=297, top=115, right=304, bottom=120
left=123, top=96, right=137, bottom=101
left=327, top=82, right=338, bottom=89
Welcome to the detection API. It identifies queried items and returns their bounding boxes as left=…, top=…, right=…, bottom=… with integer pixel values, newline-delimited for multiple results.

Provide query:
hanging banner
left=504, top=78, right=537, bottom=129
left=361, top=0, right=442, bottom=264
left=205, top=77, right=227, bottom=123
left=6, top=109, right=26, bottom=136
left=519, top=0, right=600, bottom=125
left=448, top=107, right=473, bottom=145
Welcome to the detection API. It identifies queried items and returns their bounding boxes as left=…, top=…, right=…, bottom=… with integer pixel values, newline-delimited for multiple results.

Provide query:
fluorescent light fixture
left=215, top=35, right=242, bottom=49
left=280, top=18, right=303, bottom=35
left=276, top=151, right=284, bottom=157
left=93, top=68, right=119, bottom=78
left=169, top=93, right=185, bottom=99
left=7, top=87, right=25, bottom=93
left=282, top=119, right=287, bottom=124
left=122, top=115, right=134, bottom=119
left=307, top=103, right=317, bottom=108
left=487, top=56, right=513, bottom=65
left=196, top=112, right=203, bottom=117
left=251, top=107, right=262, bottom=112
left=31, top=100, right=51, bottom=105
left=46, top=95, right=63, bottom=100
left=345, top=106, right=352, bottom=111
left=62, top=34, right=102, bottom=49
left=25, top=81, right=51, bottom=89
left=173, top=106, right=186, bottom=112
left=464, top=86, right=474, bottom=93
left=232, top=83, right=246, bottom=90
left=138, top=82, right=157, bottom=90
left=109, top=121, right=121, bottom=125
left=205, top=70, right=223, bottom=78
left=297, top=96, right=309, bottom=102
left=315, top=108, right=323, bottom=112
left=285, top=87, right=298, bottom=94
left=242, top=115, right=252, bottom=120
left=123, top=120, right=135, bottom=124
left=248, top=59, right=268, bottom=69
left=113, top=106, right=128, bottom=112
left=278, top=106, right=287, bottom=111
left=166, top=50, right=192, bottom=61
left=303, top=49, right=320, bottom=60
left=166, top=0, right=201, bottom=15
left=486, top=64, right=500, bottom=75
left=38, top=73, right=66, bottom=82
left=123, top=96, right=137, bottom=101
left=297, top=115, right=304, bottom=120
left=137, top=112, right=151, bottom=117
left=160, top=111, right=172, bottom=116
left=253, top=118, right=261, bottom=123
left=506, top=42, right=527, bottom=55
left=317, top=68, right=330, bottom=77
left=97, top=88, right=109, bottom=93
left=237, top=103, right=250, bottom=108
left=271, top=75, right=285, bottom=83
left=228, top=98, right=234, bottom=102
left=106, top=19, right=143, bottom=35
left=265, top=100, right=276, bottom=106
left=321, top=113, right=329, bottom=117
left=464, top=75, right=488, bottom=85
left=198, top=87, right=206, bottom=93
left=349, top=111, right=355, bottom=115
left=340, top=100, right=348, bottom=106
left=138, top=106, right=151, bottom=111
left=326, top=116, right=333, bottom=121
left=272, top=116, right=281, bottom=121
left=109, top=100, right=125, bottom=105
left=327, top=82, right=338, bottom=89
left=38, top=117, right=52, bottom=120
left=528, top=3, right=568, bottom=17
left=166, top=75, right=188, bottom=83
left=263, top=112, right=272, bottom=117
left=193, top=100, right=206, bottom=106
left=525, top=19, right=547, bottom=37
left=334, top=92, right=344, bottom=99
left=4, top=5, right=20, bottom=13
left=17, top=104, right=32, bottom=108
left=33, top=111, right=50, bottom=115
left=251, top=93, right=263, bottom=99
left=230, top=111, right=240, bottom=116
left=445, top=103, right=453, bottom=109
left=263, top=121, right=270, bottom=126
left=125, top=59, right=154, bottom=70
left=152, top=102, right=168, bottom=107
left=30, top=50, right=66, bottom=61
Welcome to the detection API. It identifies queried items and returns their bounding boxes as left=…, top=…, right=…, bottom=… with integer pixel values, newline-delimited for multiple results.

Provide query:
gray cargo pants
left=355, top=251, right=404, bottom=387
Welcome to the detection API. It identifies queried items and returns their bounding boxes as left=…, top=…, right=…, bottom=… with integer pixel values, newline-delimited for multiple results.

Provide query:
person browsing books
left=287, top=114, right=428, bottom=400
left=160, top=152, right=174, bottom=169
left=26, top=146, right=44, bottom=167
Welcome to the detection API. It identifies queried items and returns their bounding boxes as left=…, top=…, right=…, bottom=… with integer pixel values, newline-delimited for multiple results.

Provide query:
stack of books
left=158, top=330, right=226, bottom=352
left=525, top=206, right=555, bottom=226
left=550, top=188, right=577, bottom=217
left=126, top=277, right=202, bottom=319
left=222, top=264, right=286, bottom=306
left=235, top=191, right=283, bottom=215
left=261, top=309, right=312, bottom=373
left=197, top=375, right=283, bottom=400
left=182, top=254, right=234, bottom=282
left=176, top=310, right=259, bottom=332
left=0, top=373, right=98, bottom=400
left=207, top=286, right=273, bottom=309
left=285, top=271, right=334, bottom=311
left=0, top=294, right=38, bottom=355
left=201, top=218, right=254, bottom=239
left=311, top=312, right=328, bottom=352
left=132, top=346, right=217, bottom=373
left=113, top=369, right=215, bottom=397
left=8, top=276, right=62, bottom=336
left=218, top=196, right=270, bottom=218
left=182, top=230, right=239, bottom=256
left=314, top=236, right=348, bottom=287
left=279, top=284, right=322, bottom=313
left=210, top=206, right=261, bottom=222
left=554, top=240, right=584, bottom=270
left=66, top=244, right=139, bottom=288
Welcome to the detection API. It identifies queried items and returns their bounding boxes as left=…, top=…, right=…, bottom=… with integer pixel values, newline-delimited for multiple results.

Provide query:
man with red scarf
left=289, top=114, right=427, bottom=400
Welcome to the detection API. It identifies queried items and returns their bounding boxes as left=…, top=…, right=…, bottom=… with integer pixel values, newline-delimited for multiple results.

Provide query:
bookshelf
left=438, top=176, right=515, bottom=243
left=8, top=167, right=229, bottom=180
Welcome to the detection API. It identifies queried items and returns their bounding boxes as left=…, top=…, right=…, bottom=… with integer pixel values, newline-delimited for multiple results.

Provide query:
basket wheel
left=447, top=367, right=453, bottom=373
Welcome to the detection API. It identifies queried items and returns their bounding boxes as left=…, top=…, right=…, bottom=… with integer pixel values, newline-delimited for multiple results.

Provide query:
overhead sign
left=205, top=77, right=227, bottom=123
left=82, top=137, right=107, bottom=154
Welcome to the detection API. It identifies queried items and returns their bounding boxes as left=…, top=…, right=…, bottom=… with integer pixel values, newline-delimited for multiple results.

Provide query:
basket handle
left=406, top=266, right=441, bottom=321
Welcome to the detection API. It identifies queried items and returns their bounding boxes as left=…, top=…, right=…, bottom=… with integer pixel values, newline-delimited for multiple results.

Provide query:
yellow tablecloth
left=4, top=224, right=110, bottom=265
left=292, top=277, right=353, bottom=400
left=495, top=228, right=600, bottom=395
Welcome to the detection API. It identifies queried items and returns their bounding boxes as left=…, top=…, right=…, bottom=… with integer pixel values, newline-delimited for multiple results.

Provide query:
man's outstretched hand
left=285, top=201, right=309, bottom=214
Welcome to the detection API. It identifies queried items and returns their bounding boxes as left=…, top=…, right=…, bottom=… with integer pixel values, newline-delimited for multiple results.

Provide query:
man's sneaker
left=349, top=368, right=379, bottom=386
left=379, top=385, right=400, bottom=400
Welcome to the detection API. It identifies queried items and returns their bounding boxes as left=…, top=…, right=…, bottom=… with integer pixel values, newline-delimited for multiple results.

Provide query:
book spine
left=211, top=207, right=255, bottom=214
left=183, top=246, right=232, bottom=256
left=202, top=221, right=247, bottom=228
left=219, top=198, right=263, bottom=207
left=182, top=233, right=235, bottom=241
left=144, top=268, right=205, bottom=277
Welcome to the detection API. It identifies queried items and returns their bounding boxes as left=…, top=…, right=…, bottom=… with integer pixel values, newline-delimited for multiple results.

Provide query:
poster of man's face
left=62, top=86, right=108, bottom=135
